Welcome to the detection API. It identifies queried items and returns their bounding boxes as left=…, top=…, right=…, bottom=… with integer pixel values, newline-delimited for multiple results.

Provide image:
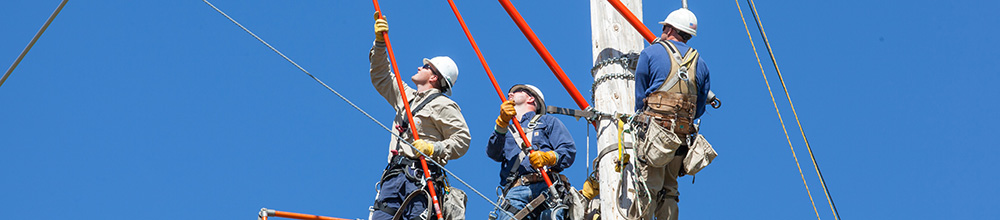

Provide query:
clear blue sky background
left=2, top=0, right=998, bottom=219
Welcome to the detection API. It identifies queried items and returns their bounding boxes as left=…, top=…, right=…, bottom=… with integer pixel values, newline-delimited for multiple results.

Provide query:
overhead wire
left=738, top=0, right=841, bottom=219
left=201, top=0, right=507, bottom=216
left=745, top=0, right=841, bottom=218
left=735, top=1, right=820, bottom=219
left=1, top=0, right=69, bottom=88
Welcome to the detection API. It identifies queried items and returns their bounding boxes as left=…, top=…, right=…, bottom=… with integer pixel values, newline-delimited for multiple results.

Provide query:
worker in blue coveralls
left=633, top=6, right=712, bottom=220
left=487, top=84, right=576, bottom=220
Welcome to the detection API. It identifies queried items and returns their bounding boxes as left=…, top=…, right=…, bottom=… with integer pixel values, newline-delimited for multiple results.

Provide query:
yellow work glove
left=580, top=177, right=599, bottom=200
left=495, top=100, right=517, bottom=130
left=528, top=151, right=558, bottom=168
left=373, top=12, right=388, bottom=42
left=411, top=140, right=434, bottom=158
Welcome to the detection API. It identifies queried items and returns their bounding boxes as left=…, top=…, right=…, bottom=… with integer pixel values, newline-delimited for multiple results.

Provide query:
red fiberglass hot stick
left=258, top=208, right=355, bottom=220
left=497, top=0, right=599, bottom=130
left=445, top=0, right=554, bottom=188
left=372, top=1, right=444, bottom=220
left=606, top=0, right=658, bottom=43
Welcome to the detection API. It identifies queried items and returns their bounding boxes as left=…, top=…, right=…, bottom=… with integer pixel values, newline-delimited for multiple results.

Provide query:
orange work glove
left=495, top=100, right=517, bottom=129
left=528, top=151, right=558, bottom=168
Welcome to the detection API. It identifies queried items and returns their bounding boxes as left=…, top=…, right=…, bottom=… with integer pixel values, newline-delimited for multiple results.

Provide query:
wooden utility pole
left=591, top=0, right=644, bottom=220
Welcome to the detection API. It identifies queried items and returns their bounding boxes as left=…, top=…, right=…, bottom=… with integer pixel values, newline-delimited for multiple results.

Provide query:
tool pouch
left=442, top=187, right=467, bottom=220
left=682, top=134, right=717, bottom=175
left=637, top=118, right=682, bottom=168
left=563, top=185, right=587, bottom=220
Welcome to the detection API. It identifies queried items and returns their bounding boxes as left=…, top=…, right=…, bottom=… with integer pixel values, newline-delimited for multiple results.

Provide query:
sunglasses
left=421, top=64, right=441, bottom=75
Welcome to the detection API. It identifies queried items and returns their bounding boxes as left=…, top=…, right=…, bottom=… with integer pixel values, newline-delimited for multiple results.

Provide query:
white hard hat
left=423, top=56, right=459, bottom=96
left=509, top=84, right=545, bottom=115
left=658, top=7, right=698, bottom=36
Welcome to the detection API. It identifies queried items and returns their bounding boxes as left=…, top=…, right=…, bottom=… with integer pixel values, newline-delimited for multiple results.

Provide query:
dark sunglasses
left=421, top=64, right=440, bottom=75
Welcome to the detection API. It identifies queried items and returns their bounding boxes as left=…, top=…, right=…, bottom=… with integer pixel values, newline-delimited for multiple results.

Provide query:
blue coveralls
left=487, top=112, right=576, bottom=220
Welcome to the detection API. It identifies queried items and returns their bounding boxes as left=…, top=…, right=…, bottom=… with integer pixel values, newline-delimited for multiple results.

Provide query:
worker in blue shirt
left=632, top=6, right=712, bottom=220
left=487, top=84, right=576, bottom=220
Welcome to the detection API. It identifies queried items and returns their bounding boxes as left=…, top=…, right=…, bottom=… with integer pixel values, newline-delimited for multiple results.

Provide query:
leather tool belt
left=510, top=172, right=569, bottom=189
left=636, top=111, right=696, bottom=135
left=641, top=91, right=697, bottom=135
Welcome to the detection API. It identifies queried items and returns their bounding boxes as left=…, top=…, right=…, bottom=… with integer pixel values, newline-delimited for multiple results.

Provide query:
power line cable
left=735, top=1, right=820, bottom=219
left=745, top=0, right=841, bottom=219
left=739, top=0, right=842, bottom=219
left=1, top=0, right=69, bottom=88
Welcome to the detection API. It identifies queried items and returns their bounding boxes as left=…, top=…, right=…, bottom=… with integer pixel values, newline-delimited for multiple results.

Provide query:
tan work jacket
left=369, top=42, right=471, bottom=166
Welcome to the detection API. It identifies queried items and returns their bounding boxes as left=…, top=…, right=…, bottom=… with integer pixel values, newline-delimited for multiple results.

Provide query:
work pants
left=493, top=182, right=566, bottom=220
left=371, top=166, right=429, bottom=220
left=636, top=120, right=685, bottom=220
left=637, top=157, right=682, bottom=220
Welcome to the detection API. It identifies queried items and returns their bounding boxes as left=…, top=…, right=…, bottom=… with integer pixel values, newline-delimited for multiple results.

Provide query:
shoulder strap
left=503, top=114, right=545, bottom=188
left=401, top=92, right=445, bottom=124
left=412, top=92, right=445, bottom=116
left=509, top=114, right=544, bottom=148
left=655, top=41, right=700, bottom=93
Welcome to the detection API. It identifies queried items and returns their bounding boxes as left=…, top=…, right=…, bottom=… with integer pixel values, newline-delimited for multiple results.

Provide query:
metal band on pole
left=1, top=0, right=69, bottom=88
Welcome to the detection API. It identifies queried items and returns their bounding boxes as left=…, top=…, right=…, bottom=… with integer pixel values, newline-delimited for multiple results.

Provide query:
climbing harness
left=372, top=155, right=450, bottom=220
left=492, top=115, right=565, bottom=220
left=640, top=40, right=700, bottom=136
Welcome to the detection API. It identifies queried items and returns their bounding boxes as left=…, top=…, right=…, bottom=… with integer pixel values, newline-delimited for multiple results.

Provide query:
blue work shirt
left=487, top=111, right=576, bottom=186
left=634, top=40, right=711, bottom=119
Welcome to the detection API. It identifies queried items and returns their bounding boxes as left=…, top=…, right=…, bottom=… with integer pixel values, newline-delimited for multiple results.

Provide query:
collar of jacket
left=411, top=88, right=442, bottom=102
left=518, top=111, right=538, bottom=123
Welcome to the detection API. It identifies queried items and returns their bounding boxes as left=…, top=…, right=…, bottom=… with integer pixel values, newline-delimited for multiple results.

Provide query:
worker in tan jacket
left=367, top=14, right=471, bottom=220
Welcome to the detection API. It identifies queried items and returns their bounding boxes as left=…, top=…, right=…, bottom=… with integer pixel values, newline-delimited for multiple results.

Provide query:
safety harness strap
left=375, top=156, right=448, bottom=219
left=393, top=189, right=429, bottom=220
left=509, top=114, right=543, bottom=148
left=504, top=114, right=544, bottom=190
left=399, top=92, right=445, bottom=127
left=513, top=193, right=548, bottom=220
left=654, top=40, right=699, bottom=95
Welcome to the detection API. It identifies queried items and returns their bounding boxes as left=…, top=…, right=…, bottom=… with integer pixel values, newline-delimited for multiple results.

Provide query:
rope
left=1, top=0, right=69, bottom=88
left=201, top=0, right=506, bottom=215
left=745, top=1, right=841, bottom=219
left=735, top=1, right=820, bottom=219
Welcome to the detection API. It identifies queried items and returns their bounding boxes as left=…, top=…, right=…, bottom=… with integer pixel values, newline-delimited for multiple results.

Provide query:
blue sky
left=2, top=0, right=998, bottom=219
